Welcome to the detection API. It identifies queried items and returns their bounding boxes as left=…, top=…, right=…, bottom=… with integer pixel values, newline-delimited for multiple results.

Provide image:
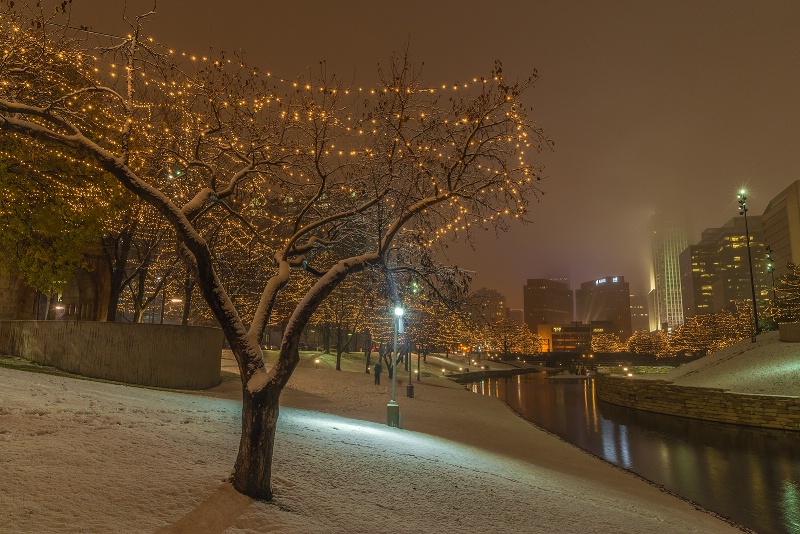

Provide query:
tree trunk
left=381, top=345, right=393, bottom=379
left=364, top=331, right=372, bottom=373
left=43, top=292, right=51, bottom=320
left=335, top=324, right=342, bottom=371
left=232, top=386, right=279, bottom=500
left=181, top=276, right=194, bottom=326
left=103, top=228, right=134, bottom=322
left=106, top=278, right=123, bottom=322
left=342, top=326, right=354, bottom=353
left=132, top=267, right=149, bottom=323
left=322, top=324, right=331, bottom=354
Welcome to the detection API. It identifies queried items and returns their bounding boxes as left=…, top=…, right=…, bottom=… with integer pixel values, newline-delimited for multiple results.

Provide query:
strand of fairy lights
left=6, top=14, right=519, bottom=99
left=1, top=15, right=540, bottom=248
left=0, top=148, right=114, bottom=211
left=3, top=19, right=536, bottom=175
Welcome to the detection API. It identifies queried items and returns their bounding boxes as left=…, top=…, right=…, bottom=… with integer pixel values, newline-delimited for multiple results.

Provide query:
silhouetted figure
left=373, top=362, right=382, bottom=385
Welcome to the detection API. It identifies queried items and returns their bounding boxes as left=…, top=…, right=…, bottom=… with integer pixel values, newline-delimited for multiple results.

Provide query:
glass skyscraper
left=650, top=212, right=689, bottom=331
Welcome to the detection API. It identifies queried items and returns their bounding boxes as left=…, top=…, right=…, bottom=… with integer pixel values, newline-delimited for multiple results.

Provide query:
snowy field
left=0, top=358, right=747, bottom=534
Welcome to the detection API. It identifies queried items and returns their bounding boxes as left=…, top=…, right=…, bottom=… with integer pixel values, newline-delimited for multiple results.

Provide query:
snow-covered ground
left=0, top=350, right=747, bottom=534
left=646, top=330, right=800, bottom=396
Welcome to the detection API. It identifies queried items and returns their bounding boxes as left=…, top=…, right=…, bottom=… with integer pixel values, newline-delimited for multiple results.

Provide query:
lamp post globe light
left=407, top=341, right=415, bottom=398
left=738, top=189, right=761, bottom=342
left=387, top=306, right=404, bottom=427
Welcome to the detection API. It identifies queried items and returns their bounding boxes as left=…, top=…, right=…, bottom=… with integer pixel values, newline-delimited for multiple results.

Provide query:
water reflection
left=474, top=373, right=800, bottom=534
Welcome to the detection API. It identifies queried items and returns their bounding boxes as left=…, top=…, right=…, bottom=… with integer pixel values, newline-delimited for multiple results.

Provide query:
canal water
left=472, top=373, right=800, bottom=534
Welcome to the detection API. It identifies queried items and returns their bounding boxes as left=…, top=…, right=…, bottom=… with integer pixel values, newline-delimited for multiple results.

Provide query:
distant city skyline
left=55, top=0, right=800, bottom=309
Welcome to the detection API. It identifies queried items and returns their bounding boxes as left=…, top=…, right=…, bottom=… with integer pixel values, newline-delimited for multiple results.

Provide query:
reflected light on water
left=782, top=480, right=800, bottom=532
left=657, top=442, right=673, bottom=486
left=600, top=420, right=618, bottom=464
left=471, top=373, right=800, bottom=534
left=618, top=425, right=631, bottom=468
left=584, top=380, right=600, bottom=433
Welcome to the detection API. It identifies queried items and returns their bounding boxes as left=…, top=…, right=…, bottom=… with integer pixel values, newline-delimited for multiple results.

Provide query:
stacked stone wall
left=595, top=374, right=800, bottom=431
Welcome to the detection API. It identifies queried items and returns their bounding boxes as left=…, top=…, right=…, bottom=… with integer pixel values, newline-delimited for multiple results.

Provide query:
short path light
left=387, top=306, right=404, bottom=427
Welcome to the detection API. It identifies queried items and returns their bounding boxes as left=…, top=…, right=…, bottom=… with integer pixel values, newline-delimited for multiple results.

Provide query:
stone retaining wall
left=0, top=320, right=222, bottom=390
left=595, top=374, right=800, bottom=431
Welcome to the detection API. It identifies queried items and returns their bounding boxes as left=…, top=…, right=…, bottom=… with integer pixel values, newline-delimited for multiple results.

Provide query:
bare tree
left=0, top=7, right=549, bottom=499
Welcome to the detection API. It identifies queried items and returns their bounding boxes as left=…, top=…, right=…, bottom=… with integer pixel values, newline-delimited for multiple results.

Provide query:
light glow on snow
left=0, top=361, right=745, bottom=534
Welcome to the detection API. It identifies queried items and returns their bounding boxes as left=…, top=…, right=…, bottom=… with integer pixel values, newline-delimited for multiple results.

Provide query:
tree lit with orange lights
left=487, top=317, right=541, bottom=358
left=767, top=263, right=800, bottom=324
left=0, top=6, right=550, bottom=499
left=591, top=333, right=623, bottom=353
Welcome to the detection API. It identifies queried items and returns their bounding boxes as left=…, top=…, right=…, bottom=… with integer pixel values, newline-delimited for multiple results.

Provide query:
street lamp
left=160, top=295, right=183, bottom=324
left=407, top=318, right=415, bottom=397
left=387, top=306, right=404, bottom=427
left=738, top=189, right=761, bottom=342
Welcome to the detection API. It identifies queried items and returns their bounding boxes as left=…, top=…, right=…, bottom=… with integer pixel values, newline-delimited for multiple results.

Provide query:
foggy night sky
left=61, top=0, right=800, bottom=308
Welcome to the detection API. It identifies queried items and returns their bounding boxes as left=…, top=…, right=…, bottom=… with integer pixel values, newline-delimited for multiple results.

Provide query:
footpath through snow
left=0, top=349, right=753, bottom=534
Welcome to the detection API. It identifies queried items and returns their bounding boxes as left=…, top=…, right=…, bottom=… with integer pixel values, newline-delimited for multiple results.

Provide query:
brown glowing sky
left=59, top=0, right=800, bottom=308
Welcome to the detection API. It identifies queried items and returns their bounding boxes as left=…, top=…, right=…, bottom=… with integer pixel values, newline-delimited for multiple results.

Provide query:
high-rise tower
left=575, top=276, right=632, bottom=340
left=762, top=180, right=800, bottom=281
left=650, top=212, right=689, bottom=330
left=523, top=279, right=573, bottom=333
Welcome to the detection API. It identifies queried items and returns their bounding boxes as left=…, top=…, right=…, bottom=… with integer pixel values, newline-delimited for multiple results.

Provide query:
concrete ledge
left=595, top=374, right=800, bottom=431
left=448, top=367, right=543, bottom=383
left=0, top=320, right=222, bottom=389
left=779, top=322, right=800, bottom=342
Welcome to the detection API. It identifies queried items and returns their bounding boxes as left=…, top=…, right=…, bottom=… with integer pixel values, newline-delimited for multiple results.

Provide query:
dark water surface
left=472, top=373, right=800, bottom=534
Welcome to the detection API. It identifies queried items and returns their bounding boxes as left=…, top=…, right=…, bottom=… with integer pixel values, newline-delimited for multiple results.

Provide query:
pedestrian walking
left=373, top=361, right=382, bottom=385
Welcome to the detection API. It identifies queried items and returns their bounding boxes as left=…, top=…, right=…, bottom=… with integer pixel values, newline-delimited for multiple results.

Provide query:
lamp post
left=407, top=338, right=415, bottom=397
left=387, top=306, right=404, bottom=427
left=738, top=190, right=761, bottom=342
left=160, top=295, right=183, bottom=324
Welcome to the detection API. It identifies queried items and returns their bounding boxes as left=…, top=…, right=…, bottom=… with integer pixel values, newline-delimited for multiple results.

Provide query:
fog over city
left=62, top=0, right=800, bottom=307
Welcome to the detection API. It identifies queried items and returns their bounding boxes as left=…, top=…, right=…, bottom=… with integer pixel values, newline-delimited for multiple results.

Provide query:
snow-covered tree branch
left=0, top=5, right=550, bottom=500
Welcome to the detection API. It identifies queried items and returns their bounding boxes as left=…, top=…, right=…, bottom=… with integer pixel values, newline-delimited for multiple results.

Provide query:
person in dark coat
left=373, top=361, right=382, bottom=385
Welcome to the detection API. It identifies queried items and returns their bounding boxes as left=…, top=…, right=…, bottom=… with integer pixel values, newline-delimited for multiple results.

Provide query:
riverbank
left=644, top=330, right=800, bottom=396
left=1, top=351, right=747, bottom=533
left=596, top=331, right=800, bottom=431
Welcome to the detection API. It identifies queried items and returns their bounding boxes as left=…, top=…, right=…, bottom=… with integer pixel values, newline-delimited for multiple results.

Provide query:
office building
left=714, top=216, right=769, bottom=311
left=575, top=276, right=632, bottom=340
left=507, top=308, right=524, bottom=326
left=629, top=293, right=650, bottom=332
left=467, top=288, right=507, bottom=325
left=679, top=227, right=722, bottom=318
left=538, top=321, right=615, bottom=353
left=523, top=279, right=573, bottom=334
left=651, top=211, right=689, bottom=330
left=679, top=217, right=769, bottom=315
left=762, top=180, right=800, bottom=281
